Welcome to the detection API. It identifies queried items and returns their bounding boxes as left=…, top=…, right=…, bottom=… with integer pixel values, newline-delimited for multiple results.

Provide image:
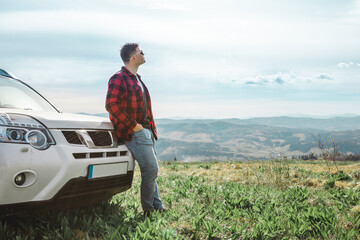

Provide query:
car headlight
left=0, top=113, right=55, bottom=150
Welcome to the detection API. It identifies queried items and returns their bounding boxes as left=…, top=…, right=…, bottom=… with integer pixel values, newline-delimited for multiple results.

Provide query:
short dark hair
left=120, top=43, right=139, bottom=63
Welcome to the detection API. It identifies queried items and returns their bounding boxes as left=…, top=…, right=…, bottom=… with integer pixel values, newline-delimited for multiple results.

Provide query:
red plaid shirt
left=105, top=67, right=157, bottom=141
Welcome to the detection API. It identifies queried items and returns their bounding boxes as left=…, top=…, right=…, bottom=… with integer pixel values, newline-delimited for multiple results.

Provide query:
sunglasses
left=132, top=50, right=144, bottom=57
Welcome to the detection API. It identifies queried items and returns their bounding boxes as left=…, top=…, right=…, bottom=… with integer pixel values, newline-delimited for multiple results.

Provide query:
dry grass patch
left=159, top=160, right=360, bottom=190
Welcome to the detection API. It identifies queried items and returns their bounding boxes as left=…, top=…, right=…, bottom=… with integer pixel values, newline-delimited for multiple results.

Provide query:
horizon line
left=78, top=112, right=360, bottom=120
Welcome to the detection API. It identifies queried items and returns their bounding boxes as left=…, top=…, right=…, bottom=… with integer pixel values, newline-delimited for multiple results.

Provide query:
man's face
left=132, top=47, right=145, bottom=65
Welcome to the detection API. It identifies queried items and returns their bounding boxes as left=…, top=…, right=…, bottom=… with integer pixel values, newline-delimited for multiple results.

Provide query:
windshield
left=0, top=77, right=58, bottom=112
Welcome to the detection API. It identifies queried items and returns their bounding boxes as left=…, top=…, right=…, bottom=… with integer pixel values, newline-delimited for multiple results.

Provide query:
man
left=105, top=43, right=165, bottom=217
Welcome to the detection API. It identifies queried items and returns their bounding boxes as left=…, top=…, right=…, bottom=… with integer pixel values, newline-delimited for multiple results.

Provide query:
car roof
left=0, top=69, right=17, bottom=79
left=0, top=68, right=17, bottom=79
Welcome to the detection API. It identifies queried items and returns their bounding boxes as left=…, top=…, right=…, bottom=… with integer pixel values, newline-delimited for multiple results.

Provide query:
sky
left=0, top=0, right=360, bottom=119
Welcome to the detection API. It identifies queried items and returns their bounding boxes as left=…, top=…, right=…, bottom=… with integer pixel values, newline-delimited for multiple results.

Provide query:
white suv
left=0, top=69, right=134, bottom=217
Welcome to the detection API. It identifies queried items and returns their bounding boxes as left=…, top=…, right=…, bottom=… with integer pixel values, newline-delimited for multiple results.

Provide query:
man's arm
left=105, top=76, right=140, bottom=134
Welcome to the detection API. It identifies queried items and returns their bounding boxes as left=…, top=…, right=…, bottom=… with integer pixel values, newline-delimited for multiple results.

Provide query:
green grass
left=1, top=160, right=360, bottom=239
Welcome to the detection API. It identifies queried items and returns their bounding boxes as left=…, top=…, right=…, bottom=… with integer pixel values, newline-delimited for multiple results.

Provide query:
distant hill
left=157, top=116, right=360, bottom=131
left=156, top=117, right=360, bottom=161
left=81, top=113, right=360, bottom=161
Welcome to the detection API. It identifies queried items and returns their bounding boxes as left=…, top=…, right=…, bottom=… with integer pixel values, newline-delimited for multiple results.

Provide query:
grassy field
left=1, top=159, right=360, bottom=239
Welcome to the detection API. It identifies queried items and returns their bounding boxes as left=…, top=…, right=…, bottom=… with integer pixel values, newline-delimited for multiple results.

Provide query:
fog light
left=26, top=130, right=47, bottom=149
left=14, top=173, right=26, bottom=186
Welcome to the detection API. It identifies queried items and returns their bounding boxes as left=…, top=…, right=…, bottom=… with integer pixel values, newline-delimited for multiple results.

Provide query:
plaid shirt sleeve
left=105, top=72, right=137, bottom=140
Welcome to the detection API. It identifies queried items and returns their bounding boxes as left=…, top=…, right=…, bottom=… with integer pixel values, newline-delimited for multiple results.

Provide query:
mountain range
left=83, top=113, right=360, bottom=162
left=155, top=116, right=360, bottom=161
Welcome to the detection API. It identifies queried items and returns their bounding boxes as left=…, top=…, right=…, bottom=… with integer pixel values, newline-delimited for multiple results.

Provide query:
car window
left=0, top=77, right=58, bottom=112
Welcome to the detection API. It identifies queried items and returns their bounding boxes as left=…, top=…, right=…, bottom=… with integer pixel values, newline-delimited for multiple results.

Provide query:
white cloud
left=0, top=11, right=129, bottom=36
left=342, top=0, right=360, bottom=23
left=154, top=98, right=360, bottom=119
left=97, top=0, right=193, bottom=11
left=0, top=6, right=358, bottom=57
left=315, top=73, right=333, bottom=80
left=352, top=0, right=360, bottom=13
left=220, top=70, right=350, bottom=88
left=223, top=72, right=297, bottom=86
left=140, top=0, right=191, bottom=10
left=1, top=1, right=360, bottom=118
left=337, top=62, right=355, bottom=68
left=5, top=57, right=115, bottom=86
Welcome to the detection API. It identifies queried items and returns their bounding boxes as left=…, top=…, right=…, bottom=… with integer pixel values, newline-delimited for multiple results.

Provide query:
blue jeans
left=125, top=128, right=163, bottom=212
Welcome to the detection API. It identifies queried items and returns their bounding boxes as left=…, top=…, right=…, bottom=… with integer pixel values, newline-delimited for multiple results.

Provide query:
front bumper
left=0, top=171, right=133, bottom=217
left=0, top=129, right=135, bottom=217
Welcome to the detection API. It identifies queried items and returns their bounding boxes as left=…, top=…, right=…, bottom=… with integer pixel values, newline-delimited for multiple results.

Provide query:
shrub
left=324, top=179, right=335, bottom=189
left=332, top=170, right=352, bottom=181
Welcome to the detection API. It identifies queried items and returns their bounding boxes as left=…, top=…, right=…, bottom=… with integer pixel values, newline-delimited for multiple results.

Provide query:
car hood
left=0, top=109, right=113, bottom=130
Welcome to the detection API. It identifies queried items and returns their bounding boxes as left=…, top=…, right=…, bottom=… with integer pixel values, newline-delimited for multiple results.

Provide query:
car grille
left=87, top=131, right=112, bottom=146
left=62, top=130, right=114, bottom=147
left=72, top=151, right=128, bottom=159
left=62, top=131, right=82, bottom=144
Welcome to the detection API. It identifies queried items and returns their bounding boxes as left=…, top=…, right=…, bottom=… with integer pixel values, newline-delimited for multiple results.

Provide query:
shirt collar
left=122, top=66, right=141, bottom=78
